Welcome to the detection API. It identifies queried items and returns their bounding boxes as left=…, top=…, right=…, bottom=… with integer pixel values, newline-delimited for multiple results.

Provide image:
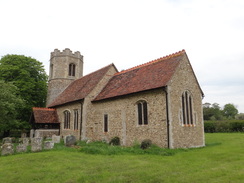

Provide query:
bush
left=140, top=139, right=152, bottom=149
left=109, top=136, right=120, bottom=146
left=204, top=120, right=244, bottom=133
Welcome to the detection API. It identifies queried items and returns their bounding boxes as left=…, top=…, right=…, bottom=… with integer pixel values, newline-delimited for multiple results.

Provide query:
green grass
left=0, top=133, right=243, bottom=183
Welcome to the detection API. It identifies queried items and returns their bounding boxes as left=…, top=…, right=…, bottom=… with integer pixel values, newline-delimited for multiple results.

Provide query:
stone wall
left=86, top=89, right=168, bottom=147
left=56, top=102, right=82, bottom=139
left=34, top=129, right=59, bottom=138
left=167, top=53, right=205, bottom=148
left=56, top=64, right=117, bottom=140
left=55, top=54, right=204, bottom=149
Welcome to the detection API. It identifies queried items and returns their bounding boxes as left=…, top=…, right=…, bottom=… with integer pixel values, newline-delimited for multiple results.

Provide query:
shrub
left=109, top=136, right=120, bottom=146
left=140, top=139, right=152, bottom=149
left=204, top=120, right=244, bottom=133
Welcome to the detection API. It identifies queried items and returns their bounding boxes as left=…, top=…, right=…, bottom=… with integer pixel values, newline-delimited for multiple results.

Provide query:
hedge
left=204, top=120, right=244, bottom=133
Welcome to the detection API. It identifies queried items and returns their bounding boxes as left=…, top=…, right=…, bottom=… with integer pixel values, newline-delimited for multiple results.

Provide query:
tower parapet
left=51, top=48, right=83, bottom=59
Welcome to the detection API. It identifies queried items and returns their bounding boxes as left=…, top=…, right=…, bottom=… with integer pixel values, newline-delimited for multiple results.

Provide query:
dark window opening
left=104, top=114, right=108, bottom=132
left=181, top=91, right=194, bottom=125
left=74, top=110, right=79, bottom=130
left=64, top=110, right=70, bottom=129
left=69, top=63, right=76, bottom=76
left=137, top=101, right=148, bottom=125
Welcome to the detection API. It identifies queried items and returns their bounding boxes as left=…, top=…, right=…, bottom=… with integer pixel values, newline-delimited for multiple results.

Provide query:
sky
left=0, top=0, right=244, bottom=113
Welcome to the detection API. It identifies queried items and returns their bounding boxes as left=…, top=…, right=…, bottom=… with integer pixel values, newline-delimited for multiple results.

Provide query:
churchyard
left=0, top=133, right=243, bottom=183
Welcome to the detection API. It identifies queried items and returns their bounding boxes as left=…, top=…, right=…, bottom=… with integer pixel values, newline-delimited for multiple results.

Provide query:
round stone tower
left=46, top=48, right=83, bottom=106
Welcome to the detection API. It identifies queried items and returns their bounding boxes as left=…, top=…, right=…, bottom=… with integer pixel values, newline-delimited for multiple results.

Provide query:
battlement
left=51, top=48, right=83, bottom=59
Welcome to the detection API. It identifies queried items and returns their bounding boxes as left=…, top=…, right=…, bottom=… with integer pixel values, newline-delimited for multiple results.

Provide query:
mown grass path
left=0, top=133, right=243, bottom=183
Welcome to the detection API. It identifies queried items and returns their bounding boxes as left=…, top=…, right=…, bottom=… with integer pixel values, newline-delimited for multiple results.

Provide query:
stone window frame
left=64, top=110, right=71, bottom=129
left=136, top=100, right=148, bottom=126
left=104, top=114, right=108, bottom=132
left=181, top=90, right=195, bottom=127
left=74, top=109, right=79, bottom=130
left=69, top=63, right=76, bottom=77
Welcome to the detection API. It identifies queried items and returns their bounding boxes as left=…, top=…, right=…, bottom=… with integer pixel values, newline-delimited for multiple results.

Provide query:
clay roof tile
left=93, top=50, right=186, bottom=101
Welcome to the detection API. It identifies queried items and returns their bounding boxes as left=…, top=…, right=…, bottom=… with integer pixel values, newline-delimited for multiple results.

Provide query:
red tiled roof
left=48, top=64, right=115, bottom=107
left=93, top=50, right=185, bottom=101
left=32, top=107, right=59, bottom=123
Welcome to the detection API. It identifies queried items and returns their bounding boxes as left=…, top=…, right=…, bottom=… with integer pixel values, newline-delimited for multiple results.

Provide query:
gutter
left=163, top=86, right=170, bottom=149
left=80, top=101, right=83, bottom=140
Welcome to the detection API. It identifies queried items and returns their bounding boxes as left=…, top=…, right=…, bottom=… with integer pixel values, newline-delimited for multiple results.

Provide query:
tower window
left=69, top=63, right=76, bottom=76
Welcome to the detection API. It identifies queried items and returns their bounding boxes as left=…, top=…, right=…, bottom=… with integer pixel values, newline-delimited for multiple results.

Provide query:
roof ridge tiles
left=115, top=49, right=185, bottom=76
left=32, top=107, right=56, bottom=111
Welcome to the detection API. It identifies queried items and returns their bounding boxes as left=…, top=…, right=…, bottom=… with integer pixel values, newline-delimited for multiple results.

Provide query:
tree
left=0, top=54, right=48, bottom=123
left=222, top=103, right=238, bottom=119
left=203, top=102, right=223, bottom=120
left=0, top=81, right=25, bottom=137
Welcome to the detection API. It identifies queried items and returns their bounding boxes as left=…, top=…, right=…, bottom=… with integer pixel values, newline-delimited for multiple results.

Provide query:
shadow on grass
left=205, top=142, right=222, bottom=147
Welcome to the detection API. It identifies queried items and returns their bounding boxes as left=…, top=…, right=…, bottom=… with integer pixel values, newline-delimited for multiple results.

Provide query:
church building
left=31, top=48, right=205, bottom=149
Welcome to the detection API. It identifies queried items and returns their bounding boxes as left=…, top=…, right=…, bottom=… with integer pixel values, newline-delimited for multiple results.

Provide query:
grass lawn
left=0, top=133, right=243, bottom=183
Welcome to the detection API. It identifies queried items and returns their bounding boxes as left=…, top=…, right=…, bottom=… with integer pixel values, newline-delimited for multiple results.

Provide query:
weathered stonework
left=16, top=144, right=27, bottom=153
left=34, top=129, right=59, bottom=138
left=64, top=135, right=76, bottom=146
left=31, top=137, right=43, bottom=152
left=44, top=141, right=54, bottom=150
left=47, top=48, right=84, bottom=106
left=1, top=143, right=14, bottom=156
left=47, top=49, right=204, bottom=149
left=3, top=137, right=13, bottom=144
left=52, top=135, right=61, bottom=143
left=87, top=89, right=168, bottom=147
left=166, top=54, right=205, bottom=148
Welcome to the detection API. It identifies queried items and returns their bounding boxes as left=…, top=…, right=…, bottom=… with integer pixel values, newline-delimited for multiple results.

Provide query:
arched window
left=74, top=110, right=79, bottom=130
left=64, top=110, right=70, bottom=129
left=181, top=91, right=193, bottom=125
left=69, top=63, right=76, bottom=76
left=137, top=101, right=148, bottom=125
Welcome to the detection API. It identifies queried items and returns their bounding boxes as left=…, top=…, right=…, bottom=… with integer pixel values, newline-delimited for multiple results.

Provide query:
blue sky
left=0, top=0, right=244, bottom=112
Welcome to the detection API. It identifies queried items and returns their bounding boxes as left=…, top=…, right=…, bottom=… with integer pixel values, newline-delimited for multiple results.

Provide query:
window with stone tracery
left=181, top=91, right=194, bottom=125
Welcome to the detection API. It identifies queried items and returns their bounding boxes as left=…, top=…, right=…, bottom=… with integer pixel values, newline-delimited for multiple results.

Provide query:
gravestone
left=3, top=137, right=12, bottom=144
left=34, top=130, right=40, bottom=138
left=31, top=137, right=43, bottom=152
left=1, top=143, right=14, bottom=156
left=21, top=133, right=27, bottom=138
left=44, top=141, right=54, bottom=150
left=52, top=135, right=61, bottom=143
left=30, top=129, right=35, bottom=138
left=19, top=138, right=30, bottom=146
left=16, top=144, right=27, bottom=153
left=64, top=135, right=76, bottom=146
